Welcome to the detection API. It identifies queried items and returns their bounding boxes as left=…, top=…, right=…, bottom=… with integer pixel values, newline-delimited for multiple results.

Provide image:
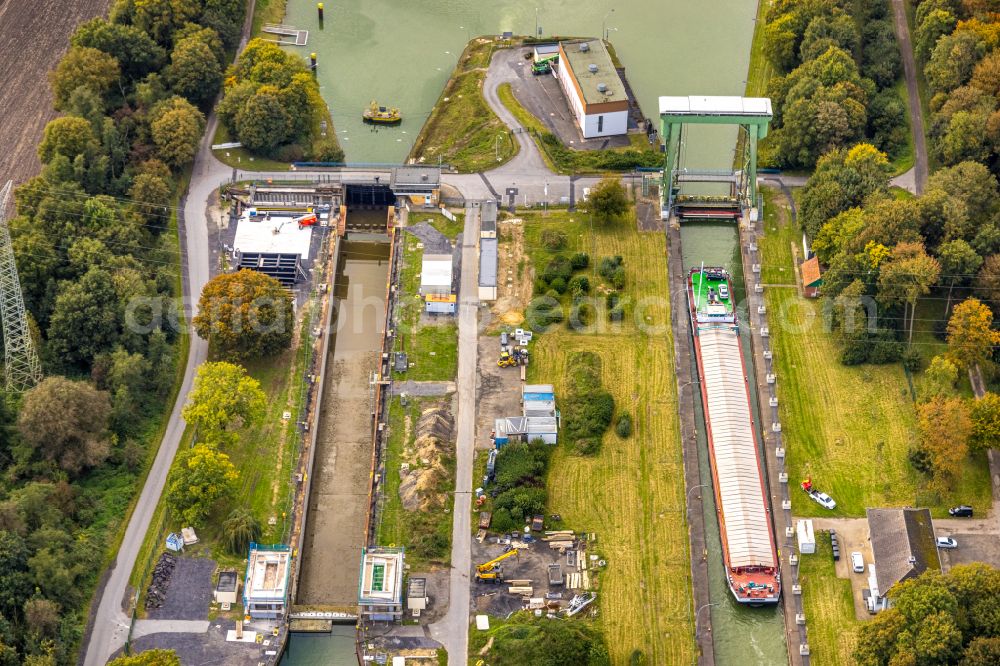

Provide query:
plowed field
left=0, top=0, right=110, bottom=185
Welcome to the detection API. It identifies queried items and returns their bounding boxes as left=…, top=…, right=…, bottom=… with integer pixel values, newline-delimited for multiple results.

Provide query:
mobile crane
left=475, top=548, right=519, bottom=582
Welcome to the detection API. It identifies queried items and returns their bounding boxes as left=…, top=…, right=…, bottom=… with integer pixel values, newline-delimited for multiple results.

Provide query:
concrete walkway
left=428, top=202, right=480, bottom=663
left=890, top=0, right=929, bottom=194
left=131, top=620, right=210, bottom=640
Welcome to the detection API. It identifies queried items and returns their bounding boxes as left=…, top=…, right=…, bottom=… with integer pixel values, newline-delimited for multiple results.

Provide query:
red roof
left=801, top=256, right=822, bottom=288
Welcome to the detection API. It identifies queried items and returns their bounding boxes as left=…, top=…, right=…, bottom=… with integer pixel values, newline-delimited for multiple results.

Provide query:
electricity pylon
left=0, top=180, right=42, bottom=393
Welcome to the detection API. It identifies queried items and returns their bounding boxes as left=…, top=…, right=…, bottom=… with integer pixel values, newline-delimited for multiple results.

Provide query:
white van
left=851, top=552, right=864, bottom=573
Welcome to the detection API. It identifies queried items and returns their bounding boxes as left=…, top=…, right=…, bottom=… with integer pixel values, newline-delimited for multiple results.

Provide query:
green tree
left=0, top=531, right=33, bottom=620
left=946, top=297, right=999, bottom=370
left=47, top=266, right=120, bottom=368
left=17, top=377, right=111, bottom=476
left=963, top=637, right=1000, bottom=666
left=167, top=35, right=222, bottom=106
left=182, top=361, right=266, bottom=440
left=222, top=507, right=262, bottom=555
left=193, top=270, right=294, bottom=359
left=38, top=117, right=98, bottom=164
left=166, top=443, right=239, bottom=526
left=49, top=46, right=120, bottom=111
left=877, top=242, right=941, bottom=343
left=23, top=598, right=60, bottom=640
left=201, top=0, right=246, bottom=48
left=916, top=9, right=958, bottom=63
left=763, top=14, right=800, bottom=72
left=150, top=96, right=204, bottom=168
left=927, top=161, right=999, bottom=222
left=235, top=85, right=292, bottom=153
left=800, top=144, right=891, bottom=237
left=71, top=18, right=165, bottom=82
left=108, top=649, right=181, bottom=666
left=970, top=392, right=1000, bottom=452
left=921, top=355, right=959, bottom=401
left=133, top=0, right=202, bottom=46
left=976, top=253, right=1000, bottom=308
left=926, top=29, right=986, bottom=95
left=586, top=177, right=629, bottom=225
left=799, top=13, right=858, bottom=63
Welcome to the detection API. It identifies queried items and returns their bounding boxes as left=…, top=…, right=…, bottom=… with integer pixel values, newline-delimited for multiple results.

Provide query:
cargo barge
left=687, top=266, right=780, bottom=605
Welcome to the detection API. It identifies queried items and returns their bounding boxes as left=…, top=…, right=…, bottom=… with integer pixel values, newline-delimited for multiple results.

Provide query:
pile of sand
left=398, top=403, right=454, bottom=512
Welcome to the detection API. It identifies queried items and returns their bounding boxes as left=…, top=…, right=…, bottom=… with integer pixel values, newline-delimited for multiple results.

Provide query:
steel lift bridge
left=659, top=96, right=772, bottom=221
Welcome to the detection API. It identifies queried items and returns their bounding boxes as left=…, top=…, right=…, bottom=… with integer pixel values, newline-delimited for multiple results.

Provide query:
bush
left=616, top=412, right=633, bottom=438
left=491, top=507, right=517, bottom=533
left=902, top=348, right=923, bottom=372
left=570, top=252, right=590, bottom=270
left=606, top=292, right=620, bottom=309
left=541, top=229, right=567, bottom=250
left=533, top=278, right=549, bottom=296
left=609, top=305, right=625, bottom=322
left=568, top=301, right=594, bottom=328
left=311, top=137, right=345, bottom=162
left=542, top=256, right=573, bottom=283
left=598, top=255, right=624, bottom=280
left=526, top=297, right=564, bottom=330
left=549, top=277, right=567, bottom=294
left=562, top=352, right=615, bottom=454
left=274, top=143, right=305, bottom=162
left=568, top=275, right=590, bottom=295
left=609, top=266, right=626, bottom=290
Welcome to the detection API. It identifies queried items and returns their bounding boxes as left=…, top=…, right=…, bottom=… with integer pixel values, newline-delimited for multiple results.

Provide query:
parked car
left=948, top=505, right=973, bottom=517
left=719, top=283, right=730, bottom=299
left=810, top=491, right=836, bottom=510
left=851, top=552, right=865, bottom=573
left=936, top=536, right=958, bottom=549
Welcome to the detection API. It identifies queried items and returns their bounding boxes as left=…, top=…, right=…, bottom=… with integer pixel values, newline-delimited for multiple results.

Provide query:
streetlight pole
left=602, top=8, right=615, bottom=43
left=695, top=602, right=720, bottom=639
left=535, top=7, right=539, bottom=38
left=687, top=482, right=710, bottom=502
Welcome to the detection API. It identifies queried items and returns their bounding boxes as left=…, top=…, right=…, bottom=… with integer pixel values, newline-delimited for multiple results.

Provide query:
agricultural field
left=0, top=0, right=110, bottom=185
left=799, top=532, right=861, bottom=666
left=501, top=210, right=693, bottom=665
left=759, top=188, right=992, bottom=516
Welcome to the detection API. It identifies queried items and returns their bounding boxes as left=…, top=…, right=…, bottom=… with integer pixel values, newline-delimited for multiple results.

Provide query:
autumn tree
left=193, top=270, right=294, bottom=359
left=17, top=377, right=111, bottom=476
left=166, top=444, right=239, bottom=526
left=800, top=143, right=892, bottom=238
left=150, top=96, right=205, bottom=169
left=182, top=362, right=265, bottom=446
left=587, top=177, right=630, bottom=225
left=37, top=117, right=99, bottom=163
left=920, top=355, right=959, bottom=401
left=947, top=297, right=999, bottom=370
left=108, top=650, right=181, bottom=666
left=916, top=395, right=971, bottom=489
left=970, top=392, right=1000, bottom=452
left=49, top=46, right=120, bottom=110
left=877, top=242, right=941, bottom=343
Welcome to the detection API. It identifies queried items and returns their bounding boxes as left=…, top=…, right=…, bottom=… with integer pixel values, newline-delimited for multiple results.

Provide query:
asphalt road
left=428, top=203, right=480, bottom=662
left=890, top=0, right=929, bottom=195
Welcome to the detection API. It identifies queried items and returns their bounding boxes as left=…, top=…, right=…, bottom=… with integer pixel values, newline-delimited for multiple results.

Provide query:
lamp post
left=695, top=602, right=720, bottom=639
left=602, top=8, right=615, bottom=42
left=605, top=26, right=618, bottom=41
left=495, top=133, right=506, bottom=162
left=535, top=7, right=539, bottom=38
left=687, top=483, right=710, bottom=502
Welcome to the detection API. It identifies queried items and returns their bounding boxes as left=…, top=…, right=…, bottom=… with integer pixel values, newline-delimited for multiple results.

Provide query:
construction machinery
left=497, top=350, right=516, bottom=367
left=294, top=213, right=318, bottom=227
left=475, top=548, right=519, bottom=582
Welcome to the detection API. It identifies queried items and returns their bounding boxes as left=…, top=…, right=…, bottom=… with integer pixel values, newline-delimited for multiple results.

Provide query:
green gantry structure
left=659, top=96, right=772, bottom=216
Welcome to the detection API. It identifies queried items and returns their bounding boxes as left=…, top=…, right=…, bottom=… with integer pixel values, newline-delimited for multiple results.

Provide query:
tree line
left=763, top=0, right=907, bottom=168
left=0, top=1, right=246, bottom=663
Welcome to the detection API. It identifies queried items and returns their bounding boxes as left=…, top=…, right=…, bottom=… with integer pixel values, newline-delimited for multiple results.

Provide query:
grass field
left=760, top=188, right=992, bottom=517
left=506, top=210, right=693, bottom=665
left=408, top=38, right=518, bottom=172
left=395, top=230, right=459, bottom=381
left=799, top=532, right=861, bottom=666
left=889, top=78, right=916, bottom=176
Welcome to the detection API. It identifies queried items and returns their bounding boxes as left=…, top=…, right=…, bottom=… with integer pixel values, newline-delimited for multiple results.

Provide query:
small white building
left=359, top=547, right=405, bottom=622
left=796, top=519, right=816, bottom=554
left=420, top=253, right=455, bottom=314
left=555, top=39, right=629, bottom=139
left=243, top=544, right=291, bottom=620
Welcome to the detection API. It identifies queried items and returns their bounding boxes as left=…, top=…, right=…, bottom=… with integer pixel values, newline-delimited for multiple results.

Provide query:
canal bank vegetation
left=469, top=612, right=610, bottom=665
left=759, top=185, right=992, bottom=516
left=761, top=0, right=909, bottom=170
left=490, top=204, right=692, bottom=664
left=409, top=38, right=518, bottom=172
left=0, top=0, right=255, bottom=660
left=496, top=83, right=661, bottom=173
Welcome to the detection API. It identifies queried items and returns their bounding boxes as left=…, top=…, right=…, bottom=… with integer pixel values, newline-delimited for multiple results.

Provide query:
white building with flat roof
left=359, top=547, right=405, bottom=621
left=243, top=543, right=291, bottom=620
left=421, top=253, right=455, bottom=314
left=555, top=39, right=628, bottom=138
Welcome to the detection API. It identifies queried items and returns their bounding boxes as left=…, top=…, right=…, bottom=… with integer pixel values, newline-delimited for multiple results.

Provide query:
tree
left=926, top=29, right=986, bottom=95
left=0, top=531, right=33, bottom=620
left=47, top=266, right=121, bottom=368
left=49, top=46, right=120, bottom=110
left=920, top=355, right=959, bottom=401
left=976, top=253, right=1000, bottom=308
left=970, top=392, right=1000, bottom=452
left=201, top=0, right=246, bottom=49
left=108, top=650, right=181, bottom=666
left=235, top=85, right=292, bottom=153
left=586, top=177, right=629, bottom=225
left=71, top=18, right=165, bottom=82
left=149, top=96, right=204, bottom=168
left=182, top=361, right=266, bottom=441
left=916, top=8, right=958, bottom=63
left=963, top=637, right=1000, bottom=666
left=23, top=598, right=60, bottom=639
left=937, top=239, right=981, bottom=312
left=222, top=507, right=262, bottom=555
left=917, top=396, right=971, bottom=488
left=193, top=270, right=294, bottom=359
left=877, top=242, right=941, bottom=343
left=17, top=377, right=111, bottom=476
left=38, top=116, right=99, bottom=164
left=167, top=35, right=222, bottom=106
left=927, top=161, right=999, bottom=222
left=800, top=144, right=891, bottom=237
left=946, top=297, right=999, bottom=370
left=166, top=443, right=239, bottom=526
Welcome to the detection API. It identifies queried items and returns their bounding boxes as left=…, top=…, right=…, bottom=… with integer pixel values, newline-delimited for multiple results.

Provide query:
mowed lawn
left=760, top=189, right=992, bottom=516
left=520, top=211, right=694, bottom=665
left=799, top=532, right=861, bottom=665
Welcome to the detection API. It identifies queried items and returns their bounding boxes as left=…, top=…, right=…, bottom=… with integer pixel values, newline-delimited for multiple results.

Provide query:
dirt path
left=890, top=0, right=929, bottom=194
left=0, top=0, right=110, bottom=185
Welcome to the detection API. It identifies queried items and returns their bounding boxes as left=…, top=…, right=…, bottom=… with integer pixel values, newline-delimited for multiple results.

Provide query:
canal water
left=681, top=223, right=788, bottom=665
left=282, top=0, right=757, bottom=164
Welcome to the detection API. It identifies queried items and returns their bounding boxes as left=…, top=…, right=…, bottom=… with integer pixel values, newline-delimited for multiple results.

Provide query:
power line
left=0, top=181, right=42, bottom=393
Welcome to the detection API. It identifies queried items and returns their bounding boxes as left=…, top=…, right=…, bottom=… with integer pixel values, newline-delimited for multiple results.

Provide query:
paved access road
left=890, top=0, right=929, bottom=195
left=428, top=203, right=480, bottom=662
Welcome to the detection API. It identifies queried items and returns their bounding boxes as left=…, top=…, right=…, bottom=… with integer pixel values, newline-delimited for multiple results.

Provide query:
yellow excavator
left=475, top=548, right=519, bottom=582
left=497, top=350, right=517, bottom=368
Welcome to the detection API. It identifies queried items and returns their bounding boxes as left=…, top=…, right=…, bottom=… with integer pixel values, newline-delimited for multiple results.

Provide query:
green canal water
left=279, top=0, right=788, bottom=663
